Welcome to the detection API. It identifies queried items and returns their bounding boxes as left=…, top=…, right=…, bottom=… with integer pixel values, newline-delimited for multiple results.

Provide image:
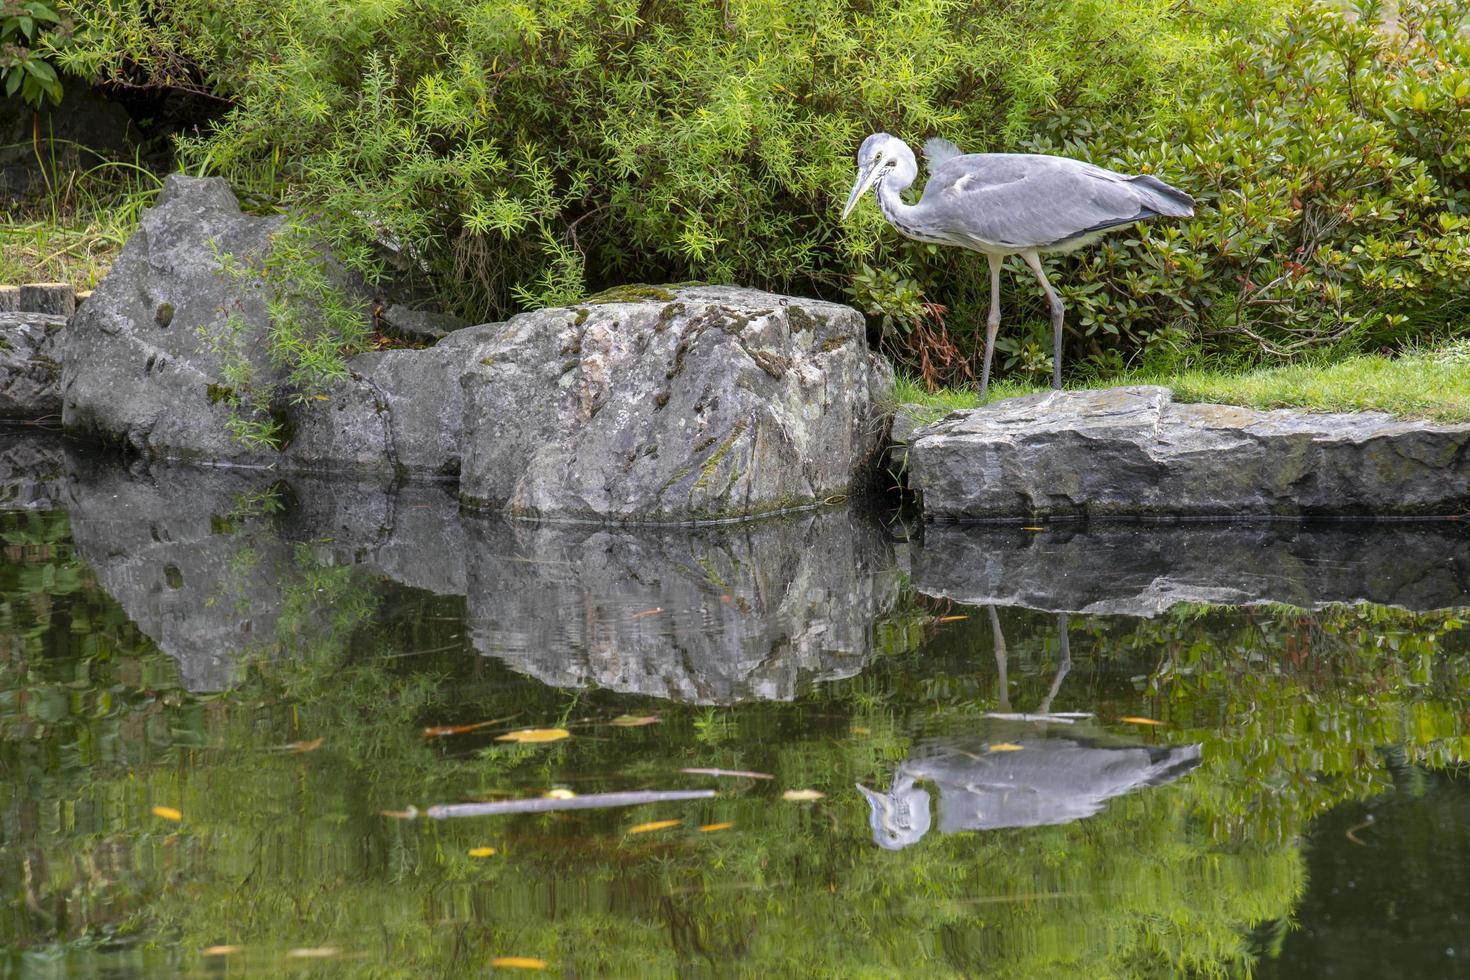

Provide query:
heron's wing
left=916, top=153, right=1190, bottom=251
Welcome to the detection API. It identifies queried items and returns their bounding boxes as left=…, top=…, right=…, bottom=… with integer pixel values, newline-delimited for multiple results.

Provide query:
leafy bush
left=58, top=0, right=1269, bottom=328
left=1027, top=0, right=1470, bottom=372
left=1, top=0, right=70, bottom=106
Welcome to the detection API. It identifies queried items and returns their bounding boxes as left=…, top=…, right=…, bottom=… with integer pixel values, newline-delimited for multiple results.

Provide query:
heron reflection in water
left=857, top=609, right=1202, bottom=850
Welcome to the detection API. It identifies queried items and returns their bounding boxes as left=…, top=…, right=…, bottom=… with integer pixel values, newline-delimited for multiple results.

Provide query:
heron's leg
left=1037, top=613, right=1072, bottom=715
left=1020, top=250, right=1065, bottom=390
left=988, top=604, right=1010, bottom=713
left=979, top=254, right=1002, bottom=400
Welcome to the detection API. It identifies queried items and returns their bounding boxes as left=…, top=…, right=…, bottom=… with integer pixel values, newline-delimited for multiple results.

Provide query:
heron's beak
left=841, top=164, right=881, bottom=221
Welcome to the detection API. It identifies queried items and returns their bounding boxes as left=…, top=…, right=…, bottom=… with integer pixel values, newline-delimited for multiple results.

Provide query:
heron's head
left=841, top=133, right=915, bottom=220
left=856, top=773, right=933, bottom=850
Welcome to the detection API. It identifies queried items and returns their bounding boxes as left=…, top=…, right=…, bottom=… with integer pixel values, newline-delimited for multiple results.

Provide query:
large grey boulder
left=0, top=313, right=65, bottom=418
left=915, top=522, right=1470, bottom=615
left=460, top=285, right=892, bottom=521
left=911, top=386, right=1470, bottom=519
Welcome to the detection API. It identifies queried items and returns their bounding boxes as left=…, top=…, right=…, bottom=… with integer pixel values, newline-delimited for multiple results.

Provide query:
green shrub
left=1, top=0, right=70, bottom=106
left=59, top=0, right=1270, bottom=328
left=1026, top=0, right=1470, bottom=372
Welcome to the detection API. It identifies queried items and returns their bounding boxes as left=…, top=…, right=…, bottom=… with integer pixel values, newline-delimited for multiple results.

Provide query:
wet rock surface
left=915, top=521, right=1470, bottom=615
left=910, top=387, right=1470, bottom=519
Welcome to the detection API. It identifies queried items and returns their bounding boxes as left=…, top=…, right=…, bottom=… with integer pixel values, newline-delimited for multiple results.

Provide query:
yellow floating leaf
left=987, top=743, right=1024, bottom=752
left=782, top=789, right=825, bottom=801
left=286, top=947, right=340, bottom=959
left=203, top=945, right=243, bottom=956
left=609, top=714, right=660, bottom=727
left=491, top=957, right=547, bottom=970
left=468, top=846, right=497, bottom=857
left=542, top=788, right=576, bottom=800
left=627, top=819, right=681, bottom=834
left=699, top=822, right=733, bottom=833
left=1119, top=716, right=1165, bottom=726
left=152, top=805, right=183, bottom=822
left=495, top=728, right=570, bottom=744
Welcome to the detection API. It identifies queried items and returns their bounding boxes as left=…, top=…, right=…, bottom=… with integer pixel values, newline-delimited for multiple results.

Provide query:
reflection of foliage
left=3, top=517, right=1468, bottom=976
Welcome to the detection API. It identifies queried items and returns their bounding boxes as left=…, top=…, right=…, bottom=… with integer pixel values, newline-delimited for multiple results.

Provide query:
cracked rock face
left=0, top=313, right=65, bottom=418
left=911, top=386, right=1470, bottom=519
left=460, top=285, right=892, bottom=522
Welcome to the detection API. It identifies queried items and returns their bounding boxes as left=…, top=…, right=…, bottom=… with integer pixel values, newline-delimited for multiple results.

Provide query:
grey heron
left=841, top=133, right=1195, bottom=396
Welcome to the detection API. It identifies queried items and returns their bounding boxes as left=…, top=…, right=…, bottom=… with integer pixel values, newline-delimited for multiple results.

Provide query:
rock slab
left=911, top=386, right=1470, bottom=519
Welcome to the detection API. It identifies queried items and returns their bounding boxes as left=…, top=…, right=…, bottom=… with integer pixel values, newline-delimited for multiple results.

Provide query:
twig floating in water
left=424, top=789, right=715, bottom=819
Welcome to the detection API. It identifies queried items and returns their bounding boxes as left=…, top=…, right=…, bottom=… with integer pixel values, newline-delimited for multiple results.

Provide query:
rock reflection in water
left=55, top=441, right=905, bottom=702
left=917, top=521, right=1470, bottom=615
left=464, top=510, right=903, bottom=702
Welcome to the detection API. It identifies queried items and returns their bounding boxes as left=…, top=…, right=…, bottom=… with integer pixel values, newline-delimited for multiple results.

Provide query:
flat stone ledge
left=910, top=386, right=1470, bottom=520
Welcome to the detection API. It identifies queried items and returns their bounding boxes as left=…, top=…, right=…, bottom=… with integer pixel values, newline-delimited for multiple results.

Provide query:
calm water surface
left=2, top=431, right=1468, bottom=978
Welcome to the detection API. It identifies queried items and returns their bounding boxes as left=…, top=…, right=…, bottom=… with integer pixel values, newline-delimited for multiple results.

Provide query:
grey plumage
left=842, top=132, right=1194, bottom=396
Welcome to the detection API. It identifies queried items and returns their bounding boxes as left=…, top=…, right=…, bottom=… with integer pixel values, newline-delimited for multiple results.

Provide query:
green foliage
left=1, top=0, right=69, bottom=106
left=1029, top=0, right=1470, bottom=368
left=59, top=0, right=1270, bottom=328
left=203, top=221, right=374, bottom=448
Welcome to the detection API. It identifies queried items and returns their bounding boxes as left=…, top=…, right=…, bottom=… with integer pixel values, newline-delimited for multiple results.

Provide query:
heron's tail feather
left=1130, top=174, right=1195, bottom=218
left=923, top=137, right=963, bottom=168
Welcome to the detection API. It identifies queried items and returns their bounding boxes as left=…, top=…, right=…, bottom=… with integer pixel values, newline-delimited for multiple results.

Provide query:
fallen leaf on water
left=782, top=789, right=825, bottom=801
left=699, top=822, right=734, bottom=833
left=468, top=846, right=497, bottom=857
left=935, top=615, right=969, bottom=623
left=495, top=728, right=570, bottom=744
left=630, top=607, right=665, bottom=619
left=203, top=945, right=243, bottom=956
left=152, top=805, right=183, bottom=822
left=681, top=767, right=774, bottom=780
left=610, top=715, right=660, bottom=727
left=491, top=957, right=547, bottom=970
left=988, top=743, right=1024, bottom=752
left=286, top=947, right=340, bottom=959
left=1119, top=716, right=1165, bottom=726
left=424, top=715, right=518, bottom=738
left=628, top=819, right=681, bottom=834
left=542, top=788, right=576, bottom=800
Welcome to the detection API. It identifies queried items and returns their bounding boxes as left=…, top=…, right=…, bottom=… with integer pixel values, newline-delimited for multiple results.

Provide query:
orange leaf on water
left=627, top=819, right=681, bottom=835
left=495, top=728, right=570, bottom=744
left=491, top=957, right=547, bottom=970
left=1119, top=716, right=1165, bottom=726
left=152, top=806, right=183, bottom=822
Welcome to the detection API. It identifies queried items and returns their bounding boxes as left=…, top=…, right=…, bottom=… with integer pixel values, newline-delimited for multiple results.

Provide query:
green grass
left=894, top=340, right=1470, bottom=426
left=0, top=154, right=163, bottom=288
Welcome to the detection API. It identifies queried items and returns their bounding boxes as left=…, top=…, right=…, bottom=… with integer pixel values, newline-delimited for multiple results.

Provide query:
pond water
left=2, top=430, right=1469, bottom=978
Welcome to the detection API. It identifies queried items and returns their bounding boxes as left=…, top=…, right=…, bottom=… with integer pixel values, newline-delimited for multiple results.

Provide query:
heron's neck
left=876, top=175, right=944, bottom=245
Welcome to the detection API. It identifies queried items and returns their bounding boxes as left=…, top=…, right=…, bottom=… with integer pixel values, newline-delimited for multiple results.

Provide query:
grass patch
left=894, top=341, right=1470, bottom=426
left=0, top=156, right=163, bottom=288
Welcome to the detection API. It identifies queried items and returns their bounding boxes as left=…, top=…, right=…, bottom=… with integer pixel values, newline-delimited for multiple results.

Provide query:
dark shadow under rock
left=914, top=522, right=1470, bottom=615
